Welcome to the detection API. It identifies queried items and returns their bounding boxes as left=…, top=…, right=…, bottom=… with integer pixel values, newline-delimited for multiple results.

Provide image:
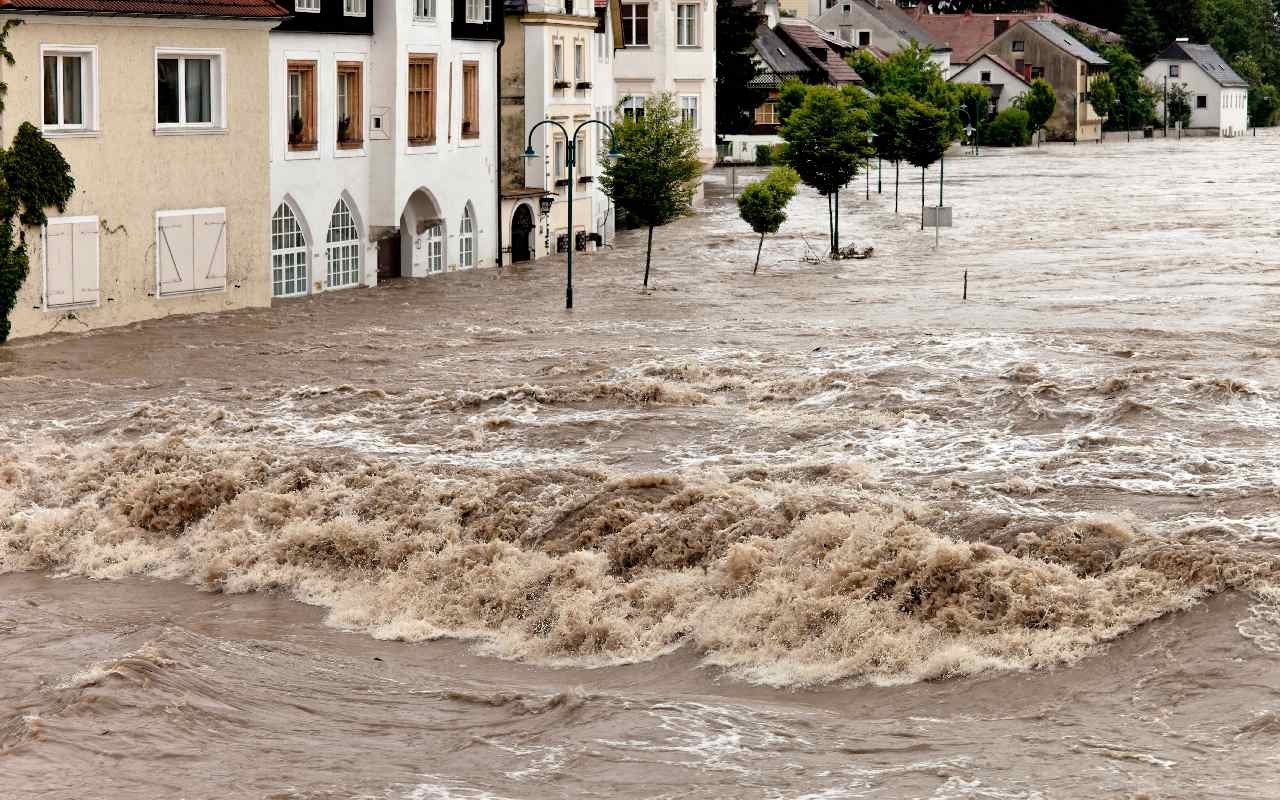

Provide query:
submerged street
left=3, top=136, right=1280, bottom=798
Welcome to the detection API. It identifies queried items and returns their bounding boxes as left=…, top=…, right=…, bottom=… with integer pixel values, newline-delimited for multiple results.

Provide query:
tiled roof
left=0, top=0, right=287, bottom=17
left=777, top=19, right=862, bottom=85
left=912, top=10, right=1120, bottom=64
left=1021, top=19, right=1107, bottom=66
left=1157, top=41, right=1248, bottom=87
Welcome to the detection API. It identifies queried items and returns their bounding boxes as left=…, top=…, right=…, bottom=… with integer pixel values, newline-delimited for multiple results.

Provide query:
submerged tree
left=599, top=93, right=702, bottom=289
left=1017, top=79, right=1058, bottom=142
left=1088, top=74, right=1118, bottom=137
left=1165, top=82, right=1193, bottom=129
left=900, top=99, right=950, bottom=231
left=871, top=93, right=910, bottom=215
left=0, top=21, right=77, bottom=343
left=737, top=166, right=799, bottom=273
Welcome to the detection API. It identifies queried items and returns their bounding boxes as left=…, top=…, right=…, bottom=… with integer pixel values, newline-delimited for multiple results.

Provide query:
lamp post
left=865, top=130, right=876, bottom=200
left=538, top=193, right=555, bottom=255
left=523, top=118, right=621, bottom=310
left=1163, top=75, right=1169, bottom=137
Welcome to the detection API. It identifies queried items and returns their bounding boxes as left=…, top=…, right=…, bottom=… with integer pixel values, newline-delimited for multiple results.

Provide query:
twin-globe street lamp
left=523, top=118, right=621, bottom=310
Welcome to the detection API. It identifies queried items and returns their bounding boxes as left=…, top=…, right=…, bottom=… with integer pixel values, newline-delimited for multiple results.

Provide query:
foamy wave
left=2, top=437, right=1275, bottom=687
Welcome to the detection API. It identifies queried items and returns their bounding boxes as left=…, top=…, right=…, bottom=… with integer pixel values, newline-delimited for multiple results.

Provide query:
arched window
left=271, top=202, right=308, bottom=297
left=459, top=203, right=475, bottom=269
left=326, top=198, right=361, bottom=289
left=425, top=222, right=443, bottom=273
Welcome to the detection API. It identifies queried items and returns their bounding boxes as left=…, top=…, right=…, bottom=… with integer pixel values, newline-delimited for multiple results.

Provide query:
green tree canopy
left=599, top=93, right=702, bottom=288
left=1088, top=74, right=1118, bottom=121
left=1165, top=82, right=1193, bottom=128
left=900, top=98, right=951, bottom=229
left=1017, top=79, right=1058, bottom=136
left=737, top=166, right=800, bottom=273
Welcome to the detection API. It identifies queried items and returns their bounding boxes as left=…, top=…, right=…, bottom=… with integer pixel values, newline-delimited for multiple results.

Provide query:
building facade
left=1, top=0, right=284, bottom=340
left=1144, top=41, right=1248, bottom=137
left=977, top=19, right=1107, bottom=141
left=948, top=53, right=1029, bottom=114
left=810, top=0, right=950, bottom=75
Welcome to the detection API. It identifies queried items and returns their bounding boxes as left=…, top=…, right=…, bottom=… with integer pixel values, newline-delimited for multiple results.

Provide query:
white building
left=269, top=0, right=503, bottom=301
left=1144, top=40, right=1249, bottom=137
left=613, top=0, right=717, bottom=164
left=809, top=0, right=951, bottom=75
left=948, top=53, right=1029, bottom=113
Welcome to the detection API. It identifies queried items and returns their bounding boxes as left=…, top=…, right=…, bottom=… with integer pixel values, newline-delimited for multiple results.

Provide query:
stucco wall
left=1, top=15, right=273, bottom=340
left=981, top=26, right=1101, bottom=141
left=1143, top=59, right=1249, bottom=136
left=949, top=57, right=1028, bottom=113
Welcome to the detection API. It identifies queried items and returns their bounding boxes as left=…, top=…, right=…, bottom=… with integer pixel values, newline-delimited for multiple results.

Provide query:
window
left=287, top=60, right=317, bottom=151
left=459, top=205, right=475, bottom=269
left=462, top=61, right=480, bottom=138
left=465, top=0, right=491, bottom=23
left=574, top=42, right=584, bottom=81
left=156, top=209, right=227, bottom=296
left=1197, top=94, right=1208, bottom=109
left=156, top=52, right=221, bottom=128
left=295, top=0, right=319, bottom=10
left=425, top=222, right=444, bottom=273
left=755, top=102, right=778, bottom=125
left=1169, top=64, right=1180, bottom=78
left=838, top=26, right=853, bottom=42
left=326, top=199, right=361, bottom=288
left=271, top=203, right=308, bottom=297
left=980, top=70, right=992, bottom=82
left=621, top=95, right=645, bottom=120
left=1014, top=58, right=1025, bottom=73
left=857, top=30, right=871, bottom=47
left=42, top=49, right=94, bottom=131
left=621, top=3, right=648, bottom=46
left=408, top=54, right=437, bottom=145
left=1030, top=66, right=1044, bottom=79
left=1011, top=40, right=1025, bottom=52
left=554, top=137, right=566, bottom=180
left=554, top=42, right=564, bottom=82
left=344, top=0, right=365, bottom=15
left=336, top=62, right=364, bottom=148
left=43, top=216, right=99, bottom=308
left=415, top=0, right=436, bottom=18
left=680, top=95, right=699, bottom=129
left=676, top=4, right=698, bottom=47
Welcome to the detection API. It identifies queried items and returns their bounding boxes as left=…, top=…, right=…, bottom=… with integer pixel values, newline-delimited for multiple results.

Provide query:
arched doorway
left=399, top=188, right=444, bottom=278
left=270, top=201, right=308, bottom=297
left=511, top=204, right=534, bottom=263
left=325, top=197, right=361, bottom=289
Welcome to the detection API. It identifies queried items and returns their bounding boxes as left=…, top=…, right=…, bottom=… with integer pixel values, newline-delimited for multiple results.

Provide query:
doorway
left=511, top=204, right=534, bottom=263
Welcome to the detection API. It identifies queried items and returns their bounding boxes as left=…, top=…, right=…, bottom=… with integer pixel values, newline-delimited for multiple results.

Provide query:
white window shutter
left=158, top=214, right=195, bottom=295
left=193, top=211, right=227, bottom=291
left=44, top=222, right=75, bottom=307
left=73, top=220, right=100, bottom=304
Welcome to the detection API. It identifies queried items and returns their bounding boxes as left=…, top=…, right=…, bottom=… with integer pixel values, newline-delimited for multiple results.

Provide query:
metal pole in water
left=963, top=269, right=968, bottom=300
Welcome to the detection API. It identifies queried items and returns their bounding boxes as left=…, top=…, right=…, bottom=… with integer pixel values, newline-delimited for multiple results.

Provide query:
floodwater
left=3, top=135, right=1280, bottom=799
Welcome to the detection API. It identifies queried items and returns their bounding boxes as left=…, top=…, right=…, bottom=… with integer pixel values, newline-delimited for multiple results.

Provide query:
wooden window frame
left=336, top=61, right=364, bottom=149
left=462, top=61, right=480, bottom=139
left=621, top=3, right=648, bottom=47
left=287, top=60, right=318, bottom=152
left=408, top=54, right=437, bottom=146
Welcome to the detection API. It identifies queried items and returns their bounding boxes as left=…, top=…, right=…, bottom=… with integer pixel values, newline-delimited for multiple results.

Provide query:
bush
left=984, top=107, right=1031, bottom=147
left=754, top=144, right=775, bottom=166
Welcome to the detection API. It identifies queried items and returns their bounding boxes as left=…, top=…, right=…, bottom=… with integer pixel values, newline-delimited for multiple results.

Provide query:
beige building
left=977, top=19, right=1107, bottom=141
left=0, top=0, right=284, bottom=340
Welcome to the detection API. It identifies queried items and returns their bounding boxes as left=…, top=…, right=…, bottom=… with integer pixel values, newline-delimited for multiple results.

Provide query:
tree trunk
left=827, top=194, right=834, bottom=256
left=920, top=167, right=925, bottom=231
left=833, top=190, right=840, bottom=257
left=894, top=161, right=900, bottom=214
left=643, top=224, right=654, bottom=287
left=753, top=232, right=764, bottom=274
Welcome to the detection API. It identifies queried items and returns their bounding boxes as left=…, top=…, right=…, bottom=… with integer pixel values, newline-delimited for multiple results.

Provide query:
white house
left=1144, top=40, right=1249, bottom=137
left=948, top=53, right=1029, bottom=113
left=613, top=0, right=717, bottom=165
left=809, top=0, right=951, bottom=75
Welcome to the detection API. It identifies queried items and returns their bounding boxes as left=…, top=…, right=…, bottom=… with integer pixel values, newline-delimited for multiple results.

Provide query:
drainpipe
left=496, top=37, right=504, bottom=268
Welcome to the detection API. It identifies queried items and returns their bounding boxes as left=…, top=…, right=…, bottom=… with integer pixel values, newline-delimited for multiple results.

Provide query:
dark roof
left=0, top=0, right=286, bottom=16
left=913, top=10, right=1120, bottom=64
left=850, top=0, right=945, bottom=50
left=777, top=19, right=862, bottom=85
left=755, top=23, right=811, bottom=75
left=1020, top=19, right=1107, bottom=66
left=1157, top=41, right=1247, bottom=87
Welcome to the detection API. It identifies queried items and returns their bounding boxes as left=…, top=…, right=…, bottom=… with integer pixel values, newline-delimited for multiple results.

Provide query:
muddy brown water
left=3, top=137, right=1280, bottom=798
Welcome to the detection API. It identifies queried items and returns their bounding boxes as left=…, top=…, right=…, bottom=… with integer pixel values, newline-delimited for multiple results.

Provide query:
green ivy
left=0, top=20, right=77, bottom=342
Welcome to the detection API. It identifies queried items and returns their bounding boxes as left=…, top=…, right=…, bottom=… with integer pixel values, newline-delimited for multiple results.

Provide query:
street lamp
left=865, top=130, right=876, bottom=200
left=523, top=118, right=621, bottom=310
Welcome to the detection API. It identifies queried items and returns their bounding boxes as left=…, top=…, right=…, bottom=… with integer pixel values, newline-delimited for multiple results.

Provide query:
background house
left=1144, top=40, right=1248, bottom=137
left=977, top=19, right=1107, bottom=141
left=948, top=53, right=1029, bottom=113
left=914, top=7, right=1120, bottom=78
left=2, top=0, right=285, bottom=340
left=810, top=0, right=950, bottom=74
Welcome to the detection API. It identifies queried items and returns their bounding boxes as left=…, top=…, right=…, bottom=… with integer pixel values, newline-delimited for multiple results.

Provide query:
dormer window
left=295, top=0, right=319, bottom=11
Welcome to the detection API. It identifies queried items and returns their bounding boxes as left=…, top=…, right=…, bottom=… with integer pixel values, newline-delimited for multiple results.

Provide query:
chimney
left=994, top=18, right=1010, bottom=37
left=762, top=0, right=778, bottom=27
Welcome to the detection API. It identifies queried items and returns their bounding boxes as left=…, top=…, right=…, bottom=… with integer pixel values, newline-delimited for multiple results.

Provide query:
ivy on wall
left=0, top=20, right=77, bottom=342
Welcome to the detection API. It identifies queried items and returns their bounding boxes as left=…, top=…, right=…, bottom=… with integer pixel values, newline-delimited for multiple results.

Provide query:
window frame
left=286, top=59, right=319, bottom=153
left=39, top=45, right=98, bottom=135
left=1196, top=94, right=1208, bottom=109
left=407, top=53, right=438, bottom=148
left=621, top=2, right=649, bottom=47
left=621, top=94, right=646, bottom=121
left=755, top=101, right=778, bottom=126
left=1169, top=64, right=1180, bottom=78
left=465, top=0, right=491, bottom=23
left=459, top=204, right=476, bottom=269
left=336, top=60, right=365, bottom=151
left=461, top=60, right=480, bottom=140
left=271, top=202, right=309, bottom=298
left=979, top=70, right=992, bottom=82
left=414, top=0, right=437, bottom=19
left=574, top=41, right=585, bottom=81
left=325, top=198, right=362, bottom=289
left=1011, top=40, right=1025, bottom=52
left=295, top=0, right=320, bottom=11
left=343, top=0, right=366, bottom=16
left=676, top=3, right=699, bottom=48
left=154, top=48, right=226, bottom=133
left=680, top=94, right=699, bottom=129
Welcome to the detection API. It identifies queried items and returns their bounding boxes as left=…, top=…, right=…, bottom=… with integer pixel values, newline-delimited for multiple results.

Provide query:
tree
left=877, top=41, right=947, bottom=100
left=1121, top=0, right=1165, bottom=63
left=900, top=98, right=950, bottom=230
left=0, top=21, right=77, bottom=343
left=871, top=93, right=910, bottom=214
left=1017, top=79, right=1057, bottom=141
left=848, top=50, right=883, bottom=93
left=776, top=79, right=810, bottom=126
left=779, top=85, right=868, bottom=256
left=737, top=166, right=800, bottom=273
left=985, top=107, right=1032, bottom=145
left=599, top=93, right=702, bottom=289
left=1165, top=82, right=1193, bottom=128
left=1088, top=74, right=1118, bottom=136
left=715, top=0, right=767, bottom=136
left=1234, top=54, right=1280, bottom=126
left=1102, top=44, right=1159, bottom=130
